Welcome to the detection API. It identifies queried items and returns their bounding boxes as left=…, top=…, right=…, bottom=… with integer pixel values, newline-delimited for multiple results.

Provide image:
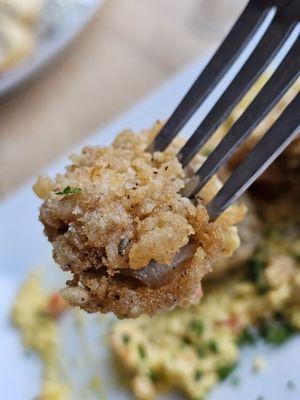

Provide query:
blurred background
left=0, top=0, right=247, bottom=199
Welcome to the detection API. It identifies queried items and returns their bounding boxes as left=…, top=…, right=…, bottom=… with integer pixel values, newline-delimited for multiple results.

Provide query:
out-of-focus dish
left=0, top=0, right=45, bottom=72
left=0, top=0, right=103, bottom=98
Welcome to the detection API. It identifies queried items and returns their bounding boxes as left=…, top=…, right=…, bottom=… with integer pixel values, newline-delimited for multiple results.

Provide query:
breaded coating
left=34, top=124, right=244, bottom=318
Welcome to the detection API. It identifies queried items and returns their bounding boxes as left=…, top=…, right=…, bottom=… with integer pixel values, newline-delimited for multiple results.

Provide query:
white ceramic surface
left=1, top=48, right=300, bottom=399
left=0, top=0, right=104, bottom=98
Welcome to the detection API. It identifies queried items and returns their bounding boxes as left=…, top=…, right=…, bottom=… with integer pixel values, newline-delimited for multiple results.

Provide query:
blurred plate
left=0, top=0, right=104, bottom=98
left=1, top=53, right=300, bottom=399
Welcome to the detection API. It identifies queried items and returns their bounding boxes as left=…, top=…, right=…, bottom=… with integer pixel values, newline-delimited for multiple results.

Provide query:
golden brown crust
left=34, top=124, right=243, bottom=318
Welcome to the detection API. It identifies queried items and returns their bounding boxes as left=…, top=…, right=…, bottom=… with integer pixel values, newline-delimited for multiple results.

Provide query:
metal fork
left=147, top=0, right=300, bottom=220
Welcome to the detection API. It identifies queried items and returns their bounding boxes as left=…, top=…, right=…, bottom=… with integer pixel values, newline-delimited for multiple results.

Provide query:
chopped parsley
left=194, top=369, right=203, bottom=381
left=238, top=326, right=258, bottom=346
left=261, top=316, right=294, bottom=345
left=122, top=334, right=130, bottom=345
left=207, top=339, right=218, bottom=353
left=197, top=340, right=219, bottom=357
left=55, top=186, right=82, bottom=195
left=189, top=319, right=204, bottom=335
left=247, top=257, right=264, bottom=281
left=138, top=344, right=146, bottom=359
left=148, top=369, right=160, bottom=382
left=217, top=363, right=237, bottom=381
left=196, top=346, right=206, bottom=357
left=247, top=257, right=268, bottom=294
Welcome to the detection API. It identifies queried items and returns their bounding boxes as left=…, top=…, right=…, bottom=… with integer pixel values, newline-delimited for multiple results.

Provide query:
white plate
left=0, top=0, right=104, bottom=98
left=1, top=54, right=300, bottom=399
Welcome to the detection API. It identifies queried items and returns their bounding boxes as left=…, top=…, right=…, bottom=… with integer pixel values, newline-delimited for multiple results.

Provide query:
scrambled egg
left=13, top=241, right=300, bottom=400
left=12, top=272, right=69, bottom=400
left=110, top=236, right=300, bottom=399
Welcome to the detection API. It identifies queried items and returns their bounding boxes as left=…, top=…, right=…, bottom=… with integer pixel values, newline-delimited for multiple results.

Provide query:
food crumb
left=11, top=271, right=69, bottom=400
left=252, top=356, right=267, bottom=373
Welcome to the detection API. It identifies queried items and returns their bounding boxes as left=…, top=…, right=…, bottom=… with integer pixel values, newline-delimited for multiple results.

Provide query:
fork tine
left=147, top=0, right=272, bottom=153
left=184, top=35, right=300, bottom=199
left=178, top=8, right=297, bottom=167
left=207, top=93, right=300, bottom=221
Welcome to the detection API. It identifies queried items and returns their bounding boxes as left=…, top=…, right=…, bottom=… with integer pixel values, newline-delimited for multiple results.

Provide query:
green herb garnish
left=217, top=363, right=237, bottom=381
left=194, top=369, right=203, bottom=381
left=138, top=344, right=146, bottom=359
left=55, top=186, right=82, bottom=195
left=122, top=334, right=130, bottom=345
left=238, top=326, right=258, bottom=345
left=261, top=317, right=294, bottom=345
left=189, top=319, right=204, bottom=335
left=247, top=258, right=269, bottom=294
left=197, top=340, right=219, bottom=357
left=196, top=346, right=206, bottom=357
left=148, top=369, right=160, bottom=382
left=207, top=339, right=218, bottom=353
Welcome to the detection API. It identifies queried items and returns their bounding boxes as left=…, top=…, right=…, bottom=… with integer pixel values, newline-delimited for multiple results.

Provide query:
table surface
left=0, top=0, right=245, bottom=199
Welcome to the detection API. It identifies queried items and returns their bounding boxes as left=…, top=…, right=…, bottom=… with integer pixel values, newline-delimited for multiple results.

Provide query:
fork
left=147, top=0, right=300, bottom=221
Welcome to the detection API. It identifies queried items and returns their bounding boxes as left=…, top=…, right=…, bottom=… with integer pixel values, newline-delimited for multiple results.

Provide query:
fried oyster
left=34, top=124, right=244, bottom=318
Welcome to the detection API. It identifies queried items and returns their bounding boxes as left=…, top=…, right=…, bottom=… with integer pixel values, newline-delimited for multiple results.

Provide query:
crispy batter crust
left=34, top=124, right=243, bottom=318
